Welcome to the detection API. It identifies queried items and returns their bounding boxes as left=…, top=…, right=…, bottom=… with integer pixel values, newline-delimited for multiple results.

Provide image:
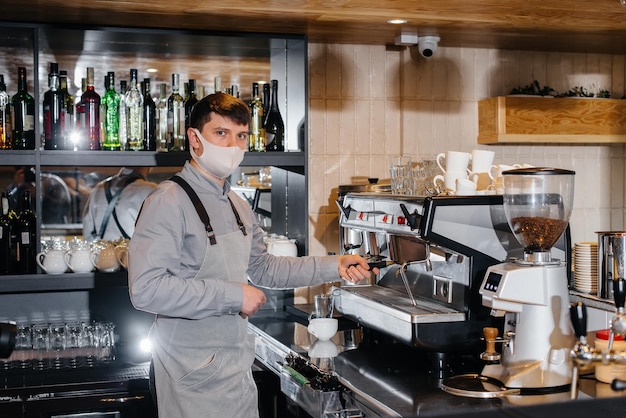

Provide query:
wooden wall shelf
left=477, top=96, right=626, bottom=144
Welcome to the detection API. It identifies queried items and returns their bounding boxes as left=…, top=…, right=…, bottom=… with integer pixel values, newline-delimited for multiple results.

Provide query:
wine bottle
left=262, top=82, right=270, bottom=123
left=125, top=69, right=143, bottom=151
left=101, top=72, right=121, bottom=150
left=167, top=73, right=185, bottom=152
left=231, top=84, right=240, bottom=98
left=263, top=79, right=285, bottom=152
left=0, top=191, right=15, bottom=275
left=76, top=67, right=101, bottom=150
left=0, top=74, right=11, bottom=150
left=156, top=83, right=168, bottom=152
left=16, top=190, right=36, bottom=274
left=11, top=67, right=36, bottom=150
left=249, top=82, right=265, bottom=152
left=59, top=70, right=75, bottom=150
left=118, top=79, right=128, bottom=150
left=142, top=78, right=156, bottom=151
left=184, top=79, right=198, bottom=151
left=43, top=63, right=65, bottom=150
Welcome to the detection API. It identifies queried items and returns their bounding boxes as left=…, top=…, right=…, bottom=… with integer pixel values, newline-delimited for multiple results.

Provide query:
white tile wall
left=308, top=43, right=626, bottom=255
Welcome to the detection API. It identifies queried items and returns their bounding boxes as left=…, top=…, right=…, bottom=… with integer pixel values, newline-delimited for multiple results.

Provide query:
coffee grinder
left=444, top=167, right=575, bottom=396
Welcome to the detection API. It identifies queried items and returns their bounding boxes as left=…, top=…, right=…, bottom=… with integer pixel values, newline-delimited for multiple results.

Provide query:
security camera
left=418, top=36, right=440, bottom=58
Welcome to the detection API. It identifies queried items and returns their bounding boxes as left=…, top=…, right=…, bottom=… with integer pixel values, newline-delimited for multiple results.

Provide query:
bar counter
left=249, top=309, right=626, bottom=417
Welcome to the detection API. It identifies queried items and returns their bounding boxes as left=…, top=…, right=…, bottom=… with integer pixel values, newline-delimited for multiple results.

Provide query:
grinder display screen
left=484, top=271, right=503, bottom=292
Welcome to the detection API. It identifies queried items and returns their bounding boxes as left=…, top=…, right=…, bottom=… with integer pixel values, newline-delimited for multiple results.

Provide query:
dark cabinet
left=0, top=22, right=308, bottom=417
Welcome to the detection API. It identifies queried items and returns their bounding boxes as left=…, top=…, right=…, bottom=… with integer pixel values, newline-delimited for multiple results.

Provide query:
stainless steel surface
left=388, top=234, right=429, bottom=264
left=597, top=231, right=626, bottom=300
left=249, top=312, right=604, bottom=417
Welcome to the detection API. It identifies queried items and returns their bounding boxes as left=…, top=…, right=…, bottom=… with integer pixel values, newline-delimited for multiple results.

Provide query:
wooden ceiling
left=2, top=0, right=626, bottom=54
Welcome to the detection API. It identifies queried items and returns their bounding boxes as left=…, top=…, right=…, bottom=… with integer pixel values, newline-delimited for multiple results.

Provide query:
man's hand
left=338, top=255, right=379, bottom=284
left=240, top=283, right=267, bottom=317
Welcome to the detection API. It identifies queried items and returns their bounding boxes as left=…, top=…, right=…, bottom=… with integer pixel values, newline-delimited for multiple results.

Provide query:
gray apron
left=151, top=190, right=258, bottom=417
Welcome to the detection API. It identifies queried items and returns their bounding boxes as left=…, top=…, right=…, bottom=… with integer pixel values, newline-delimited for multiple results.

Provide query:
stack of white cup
left=433, top=151, right=472, bottom=194
left=468, top=150, right=496, bottom=193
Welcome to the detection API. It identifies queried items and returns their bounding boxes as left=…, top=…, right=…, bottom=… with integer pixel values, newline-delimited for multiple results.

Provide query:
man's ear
left=187, top=128, right=200, bottom=147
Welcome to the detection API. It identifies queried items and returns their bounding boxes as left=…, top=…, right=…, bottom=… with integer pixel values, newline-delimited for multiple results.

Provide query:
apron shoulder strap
left=169, top=175, right=217, bottom=245
left=95, top=176, right=138, bottom=239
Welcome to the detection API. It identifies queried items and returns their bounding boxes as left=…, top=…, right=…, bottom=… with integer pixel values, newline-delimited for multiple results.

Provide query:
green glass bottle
left=11, top=67, right=36, bottom=150
left=102, top=72, right=121, bottom=150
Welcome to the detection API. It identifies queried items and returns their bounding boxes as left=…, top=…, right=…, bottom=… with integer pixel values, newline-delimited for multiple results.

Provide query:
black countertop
left=249, top=308, right=626, bottom=417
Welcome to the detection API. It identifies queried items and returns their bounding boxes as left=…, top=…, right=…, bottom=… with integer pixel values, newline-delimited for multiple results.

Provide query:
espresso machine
left=333, top=189, right=570, bottom=376
left=443, top=168, right=576, bottom=396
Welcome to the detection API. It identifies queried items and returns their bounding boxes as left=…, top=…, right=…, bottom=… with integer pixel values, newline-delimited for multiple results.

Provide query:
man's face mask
left=191, top=128, right=245, bottom=179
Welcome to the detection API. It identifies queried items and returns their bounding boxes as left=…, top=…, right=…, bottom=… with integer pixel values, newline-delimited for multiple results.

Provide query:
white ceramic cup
left=308, top=340, right=339, bottom=358
left=436, top=151, right=471, bottom=174
left=470, top=149, right=495, bottom=173
left=95, top=246, right=121, bottom=273
left=36, top=250, right=67, bottom=274
left=65, top=249, right=96, bottom=274
left=434, top=170, right=468, bottom=191
left=488, top=164, right=521, bottom=181
left=116, top=246, right=129, bottom=270
left=469, top=171, right=492, bottom=191
left=455, top=178, right=478, bottom=195
left=307, top=318, right=338, bottom=341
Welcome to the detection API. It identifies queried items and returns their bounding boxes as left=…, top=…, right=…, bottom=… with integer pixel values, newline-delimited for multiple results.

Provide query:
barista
left=128, top=92, right=375, bottom=417
left=82, top=167, right=157, bottom=241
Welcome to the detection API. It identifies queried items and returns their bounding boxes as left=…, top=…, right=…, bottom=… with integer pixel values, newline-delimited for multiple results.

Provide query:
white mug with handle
left=436, top=151, right=471, bottom=174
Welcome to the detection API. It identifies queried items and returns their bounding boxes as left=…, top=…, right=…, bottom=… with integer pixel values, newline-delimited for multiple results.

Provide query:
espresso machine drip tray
left=334, top=285, right=465, bottom=346
left=339, top=286, right=464, bottom=322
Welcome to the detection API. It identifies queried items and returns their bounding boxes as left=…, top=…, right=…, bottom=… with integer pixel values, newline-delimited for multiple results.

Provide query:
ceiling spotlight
left=387, top=19, right=407, bottom=25
left=417, top=35, right=440, bottom=58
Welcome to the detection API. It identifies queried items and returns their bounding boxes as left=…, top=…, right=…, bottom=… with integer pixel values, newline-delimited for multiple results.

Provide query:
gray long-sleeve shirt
left=82, top=168, right=157, bottom=241
left=128, top=162, right=339, bottom=319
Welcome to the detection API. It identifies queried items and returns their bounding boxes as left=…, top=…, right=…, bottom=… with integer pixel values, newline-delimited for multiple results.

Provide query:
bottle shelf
left=0, top=150, right=305, bottom=170
left=0, top=271, right=129, bottom=293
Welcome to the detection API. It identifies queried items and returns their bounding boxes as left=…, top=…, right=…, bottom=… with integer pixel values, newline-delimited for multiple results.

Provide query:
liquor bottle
left=167, top=73, right=185, bottom=152
left=118, top=80, right=128, bottom=150
left=263, top=79, right=285, bottom=151
left=214, top=76, right=223, bottom=93
left=0, top=74, right=11, bottom=150
left=184, top=79, right=198, bottom=151
left=43, top=63, right=65, bottom=150
left=248, top=82, right=265, bottom=152
left=101, top=72, right=121, bottom=150
left=11, top=67, right=36, bottom=150
left=231, top=85, right=240, bottom=98
left=59, top=70, right=75, bottom=150
left=76, top=67, right=101, bottom=150
left=125, top=69, right=143, bottom=151
left=0, top=191, right=16, bottom=275
left=142, top=78, right=156, bottom=151
left=16, top=190, right=36, bottom=274
left=196, top=85, right=205, bottom=100
left=262, top=82, right=270, bottom=123
left=156, top=83, right=168, bottom=152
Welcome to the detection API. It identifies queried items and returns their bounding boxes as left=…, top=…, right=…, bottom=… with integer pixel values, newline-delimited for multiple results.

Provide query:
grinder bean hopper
left=444, top=167, right=576, bottom=397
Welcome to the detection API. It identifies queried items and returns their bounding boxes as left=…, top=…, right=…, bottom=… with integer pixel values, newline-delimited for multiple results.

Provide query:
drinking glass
left=390, top=156, right=412, bottom=195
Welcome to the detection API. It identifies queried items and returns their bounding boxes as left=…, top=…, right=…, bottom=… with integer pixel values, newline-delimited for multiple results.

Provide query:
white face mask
left=191, top=129, right=245, bottom=179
